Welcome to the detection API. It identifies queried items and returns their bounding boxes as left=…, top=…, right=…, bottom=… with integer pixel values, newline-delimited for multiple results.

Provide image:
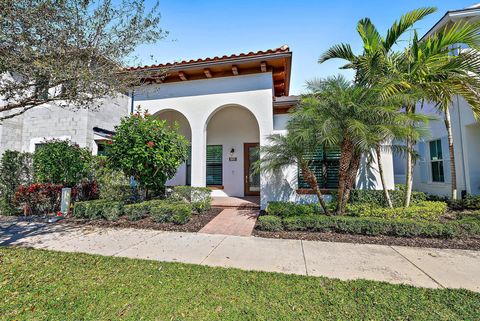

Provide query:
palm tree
left=258, top=132, right=331, bottom=215
left=290, top=76, right=420, bottom=213
left=319, top=7, right=480, bottom=205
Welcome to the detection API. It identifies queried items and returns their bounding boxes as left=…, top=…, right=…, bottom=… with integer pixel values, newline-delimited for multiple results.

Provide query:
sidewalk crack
left=389, top=246, right=444, bottom=289
left=200, top=235, right=228, bottom=264
left=112, top=231, right=163, bottom=257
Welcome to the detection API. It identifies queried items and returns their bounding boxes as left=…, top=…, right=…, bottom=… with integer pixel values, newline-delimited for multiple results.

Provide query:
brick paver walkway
left=199, top=208, right=258, bottom=236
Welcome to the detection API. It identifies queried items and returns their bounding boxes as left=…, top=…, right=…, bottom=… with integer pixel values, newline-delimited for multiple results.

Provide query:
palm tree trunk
left=339, top=153, right=361, bottom=214
left=301, top=160, right=330, bottom=215
left=336, top=138, right=353, bottom=214
left=444, top=108, right=457, bottom=200
left=376, top=145, right=393, bottom=208
left=404, top=104, right=415, bottom=207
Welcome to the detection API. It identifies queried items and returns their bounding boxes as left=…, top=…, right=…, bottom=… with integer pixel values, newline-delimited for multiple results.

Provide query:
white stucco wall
left=407, top=97, right=480, bottom=197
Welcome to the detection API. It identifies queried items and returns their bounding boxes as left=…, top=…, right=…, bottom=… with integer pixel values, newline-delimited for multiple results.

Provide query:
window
left=96, top=141, right=112, bottom=156
left=298, top=146, right=340, bottom=189
left=34, top=143, right=45, bottom=151
left=206, top=145, right=222, bottom=186
left=429, top=139, right=444, bottom=182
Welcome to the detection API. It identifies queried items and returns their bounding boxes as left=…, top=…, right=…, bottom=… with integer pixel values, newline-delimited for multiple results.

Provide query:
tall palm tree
left=258, top=132, right=331, bottom=215
left=319, top=7, right=480, bottom=205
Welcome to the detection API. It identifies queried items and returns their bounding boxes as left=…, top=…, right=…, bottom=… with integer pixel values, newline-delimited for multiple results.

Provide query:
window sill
left=296, top=188, right=336, bottom=195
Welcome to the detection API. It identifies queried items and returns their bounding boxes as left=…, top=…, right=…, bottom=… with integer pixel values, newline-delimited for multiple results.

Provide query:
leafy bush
left=15, top=183, right=63, bottom=215
left=265, top=201, right=322, bottom=218
left=33, top=139, right=92, bottom=186
left=108, top=109, right=189, bottom=198
left=94, top=159, right=133, bottom=202
left=150, top=201, right=192, bottom=224
left=73, top=200, right=123, bottom=221
left=259, top=214, right=478, bottom=238
left=170, top=186, right=212, bottom=214
left=123, top=203, right=149, bottom=221
left=71, top=181, right=99, bottom=202
left=348, top=185, right=426, bottom=208
left=257, top=215, right=283, bottom=231
left=0, top=151, right=33, bottom=215
left=346, top=201, right=447, bottom=221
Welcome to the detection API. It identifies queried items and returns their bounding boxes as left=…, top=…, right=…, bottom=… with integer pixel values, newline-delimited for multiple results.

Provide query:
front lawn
left=1, top=248, right=479, bottom=320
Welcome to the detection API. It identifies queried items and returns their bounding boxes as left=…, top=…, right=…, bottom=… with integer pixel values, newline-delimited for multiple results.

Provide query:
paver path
left=199, top=208, right=258, bottom=236
left=1, top=218, right=480, bottom=292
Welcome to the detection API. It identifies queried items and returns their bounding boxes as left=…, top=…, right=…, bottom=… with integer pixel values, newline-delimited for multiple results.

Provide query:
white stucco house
left=0, top=45, right=395, bottom=209
left=393, top=5, right=480, bottom=198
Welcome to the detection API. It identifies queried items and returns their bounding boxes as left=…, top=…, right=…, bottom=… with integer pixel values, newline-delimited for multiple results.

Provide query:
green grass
left=1, top=248, right=479, bottom=320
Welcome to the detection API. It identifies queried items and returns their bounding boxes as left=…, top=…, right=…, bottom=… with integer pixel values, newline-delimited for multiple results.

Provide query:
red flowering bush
left=15, top=183, right=63, bottom=215
left=72, top=181, right=99, bottom=202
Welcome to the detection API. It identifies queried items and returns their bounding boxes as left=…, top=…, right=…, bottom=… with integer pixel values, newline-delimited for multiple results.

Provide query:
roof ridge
left=125, top=45, right=290, bottom=71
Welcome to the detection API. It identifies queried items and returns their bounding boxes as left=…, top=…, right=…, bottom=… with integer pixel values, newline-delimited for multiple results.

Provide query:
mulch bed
left=62, top=207, right=223, bottom=233
left=253, top=229, right=480, bottom=251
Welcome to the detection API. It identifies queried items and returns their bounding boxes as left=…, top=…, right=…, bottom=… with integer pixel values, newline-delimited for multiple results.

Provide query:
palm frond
left=318, top=43, right=356, bottom=64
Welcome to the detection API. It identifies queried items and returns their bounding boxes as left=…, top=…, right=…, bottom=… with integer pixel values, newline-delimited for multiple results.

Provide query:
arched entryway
left=154, top=109, right=192, bottom=186
left=205, top=104, right=260, bottom=197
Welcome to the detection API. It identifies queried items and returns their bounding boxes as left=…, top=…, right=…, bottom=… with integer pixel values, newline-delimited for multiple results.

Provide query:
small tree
left=108, top=109, right=189, bottom=199
left=33, top=139, right=92, bottom=186
left=0, top=0, right=167, bottom=120
left=0, top=150, right=33, bottom=215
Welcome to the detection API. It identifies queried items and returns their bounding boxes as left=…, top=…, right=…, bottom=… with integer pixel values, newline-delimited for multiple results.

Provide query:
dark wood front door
left=244, top=143, right=260, bottom=196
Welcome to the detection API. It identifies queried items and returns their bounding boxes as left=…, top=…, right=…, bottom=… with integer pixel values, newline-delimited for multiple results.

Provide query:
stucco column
left=190, top=123, right=206, bottom=187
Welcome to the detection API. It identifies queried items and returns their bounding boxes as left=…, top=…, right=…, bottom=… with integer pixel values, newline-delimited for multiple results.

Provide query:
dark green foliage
left=257, top=215, right=283, bottom=231
left=0, top=151, right=33, bottom=215
left=33, top=139, right=92, bottom=186
left=150, top=202, right=192, bottom=224
left=346, top=201, right=447, bottom=220
left=123, top=203, right=150, bottom=221
left=265, top=201, right=322, bottom=218
left=73, top=200, right=123, bottom=221
left=259, top=214, right=480, bottom=238
left=429, top=194, right=480, bottom=211
left=94, top=159, right=133, bottom=202
left=348, top=185, right=426, bottom=207
left=170, top=186, right=212, bottom=214
left=108, top=109, right=189, bottom=198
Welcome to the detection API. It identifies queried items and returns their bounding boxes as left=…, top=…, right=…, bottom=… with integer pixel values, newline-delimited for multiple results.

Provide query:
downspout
left=456, top=95, right=468, bottom=197
left=130, top=89, right=135, bottom=114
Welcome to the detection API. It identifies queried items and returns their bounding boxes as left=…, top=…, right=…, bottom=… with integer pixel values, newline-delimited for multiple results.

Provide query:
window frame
left=297, top=146, right=340, bottom=190
left=206, top=145, right=223, bottom=186
left=429, top=139, right=445, bottom=183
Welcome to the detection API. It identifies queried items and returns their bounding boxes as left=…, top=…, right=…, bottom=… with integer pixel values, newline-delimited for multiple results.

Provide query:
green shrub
left=73, top=200, right=123, bottom=220
left=123, top=203, right=149, bottom=221
left=257, top=216, right=283, bottom=231
left=94, top=163, right=132, bottom=202
left=349, top=185, right=426, bottom=208
left=258, top=214, right=479, bottom=238
left=265, top=201, right=321, bottom=218
left=151, top=201, right=192, bottom=224
left=346, top=201, right=447, bottom=221
left=33, top=139, right=92, bottom=186
left=170, top=186, right=212, bottom=214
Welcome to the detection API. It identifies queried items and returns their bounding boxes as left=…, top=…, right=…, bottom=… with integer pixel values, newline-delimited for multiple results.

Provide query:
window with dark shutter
left=429, top=139, right=444, bottom=182
left=206, top=145, right=222, bottom=186
left=186, top=145, right=191, bottom=186
left=298, top=145, right=340, bottom=189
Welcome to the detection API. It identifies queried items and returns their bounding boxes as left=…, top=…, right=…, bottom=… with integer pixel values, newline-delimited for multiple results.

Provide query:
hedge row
left=73, top=199, right=193, bottom=225
left=257, top=214, right=480, bottom=238
left=348, top=186, right=427, bottom=207
left=346, top=201, right=448, bottom=221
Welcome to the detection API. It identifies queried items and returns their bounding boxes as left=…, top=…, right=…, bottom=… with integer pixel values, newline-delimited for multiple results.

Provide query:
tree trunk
left=336, top=138, right=354, bottom=214
left=404, top=104, right=415, bottom=208
left=339, top=153, right=361, bottom=215
left=301, top=160, right=330, bottom=215
left=376, top=145, right=393, bottom=208
left=444, top=108, right=457, bottom=200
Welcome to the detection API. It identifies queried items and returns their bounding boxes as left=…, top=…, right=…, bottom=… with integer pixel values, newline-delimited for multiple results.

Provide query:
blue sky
left=135, top=0, right=475, bottom=95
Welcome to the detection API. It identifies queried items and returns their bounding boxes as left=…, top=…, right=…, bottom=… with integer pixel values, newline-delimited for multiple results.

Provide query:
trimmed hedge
left=348, top=186, right=426, bottom=207
left=151, top=201, right=192, bottom=224
left=73, top=200, right=123, bottom=221
left=265, top=201, right=322, bottom=218
left=346, top=201, right=447, bottom=221
left=169, top=186, right=212, bottom=214
left=258, top=214, right=480, bottom=238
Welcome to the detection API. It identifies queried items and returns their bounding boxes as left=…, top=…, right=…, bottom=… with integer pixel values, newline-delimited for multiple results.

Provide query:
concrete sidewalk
left=1, top=218, right=479, bottom=292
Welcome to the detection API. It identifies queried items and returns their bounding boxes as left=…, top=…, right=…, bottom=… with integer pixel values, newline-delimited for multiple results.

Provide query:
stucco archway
left=205, top=104, right=260, bottom=197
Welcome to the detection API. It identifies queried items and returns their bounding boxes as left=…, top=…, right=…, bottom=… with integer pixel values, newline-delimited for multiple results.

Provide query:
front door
left=244, top=143, right=260, bottom=196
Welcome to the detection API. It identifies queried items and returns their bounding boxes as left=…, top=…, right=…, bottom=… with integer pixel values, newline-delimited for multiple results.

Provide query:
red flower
left=57, top=211, right=63, bottom=216
left=147, top=141, right=155, bottom=148
left=107, top=140, right=113, bottom=145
